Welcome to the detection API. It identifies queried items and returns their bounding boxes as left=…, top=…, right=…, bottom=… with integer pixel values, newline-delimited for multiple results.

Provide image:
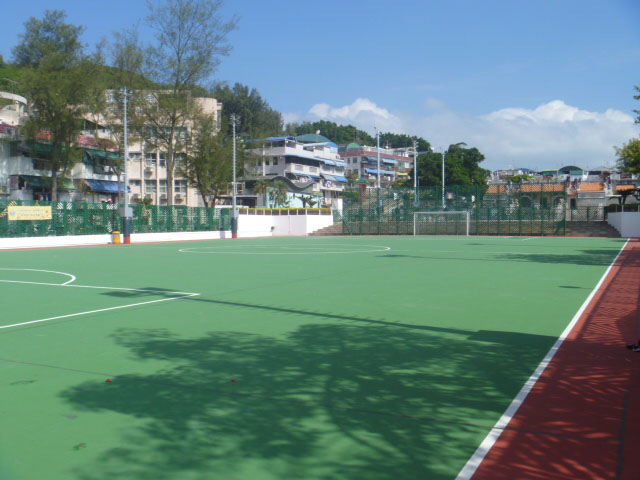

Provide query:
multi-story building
left=0, top=89, right=222, bottom=206
left=244, top=134, right=348, bottom=208
left=339, top=142, right=414, bottom=185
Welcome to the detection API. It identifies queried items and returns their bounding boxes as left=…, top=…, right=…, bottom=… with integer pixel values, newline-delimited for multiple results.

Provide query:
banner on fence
left=8, top=206, right=52, bottom=221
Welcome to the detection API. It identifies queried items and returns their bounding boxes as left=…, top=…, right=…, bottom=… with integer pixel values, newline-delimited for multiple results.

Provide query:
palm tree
left=253, top=180, right=271, bottom=207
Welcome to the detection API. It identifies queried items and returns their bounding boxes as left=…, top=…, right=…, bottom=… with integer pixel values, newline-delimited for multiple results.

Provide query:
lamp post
left=122, top=88, right=132, bottom=244
left=230, top=114, right=238, bottom=238
left=413, top=140, right=418, bottom=207
left=442, top=150, right=446, bottom=209
left=375, top=126, right=381, bottom=189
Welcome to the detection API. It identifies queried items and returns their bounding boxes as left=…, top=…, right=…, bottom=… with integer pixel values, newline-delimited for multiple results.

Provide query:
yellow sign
left=8, top=206, right=52, bottom=221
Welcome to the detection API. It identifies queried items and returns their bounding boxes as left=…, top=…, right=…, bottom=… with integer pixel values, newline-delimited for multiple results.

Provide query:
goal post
left=413, top=211, right=470, bottom=236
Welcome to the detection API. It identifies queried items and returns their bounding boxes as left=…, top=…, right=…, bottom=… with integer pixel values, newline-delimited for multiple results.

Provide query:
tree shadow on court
left=375, top=248, right=623, bottom=267
left=60, top=320, right=555, bottom=480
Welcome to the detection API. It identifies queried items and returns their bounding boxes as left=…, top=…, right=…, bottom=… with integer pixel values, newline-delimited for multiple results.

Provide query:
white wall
left=238, top=213, right=333, bottom=238
left=0, top=213, right=334, bottom=249
left=608, top=212, right=640, bottom=237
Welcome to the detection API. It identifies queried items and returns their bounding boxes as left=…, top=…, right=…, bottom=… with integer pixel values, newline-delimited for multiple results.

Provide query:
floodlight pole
left=375, top=126, right=381, bottom=189
left=413, top=140, right=418, bottom=207
left=442, top=150, right=446, bottom=209
left=231, top=114, right=238, bottom=239
left=122, top=88, right=132, bottom=244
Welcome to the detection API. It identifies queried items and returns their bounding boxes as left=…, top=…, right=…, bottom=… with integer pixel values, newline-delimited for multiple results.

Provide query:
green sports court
left=0, top=236, right=627, bottom=480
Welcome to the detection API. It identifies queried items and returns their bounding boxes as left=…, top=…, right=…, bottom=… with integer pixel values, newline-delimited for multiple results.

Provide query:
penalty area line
left=454, top=238, right=630, bottom=480
left=0, top=293, right=200, bottom=330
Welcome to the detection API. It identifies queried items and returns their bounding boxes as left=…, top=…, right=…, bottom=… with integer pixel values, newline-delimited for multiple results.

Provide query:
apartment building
left=339, top=142, right=414, bottom=185
left=245, top=134, right=348, bottom=208
left=0, top=89, right=222, bottom=206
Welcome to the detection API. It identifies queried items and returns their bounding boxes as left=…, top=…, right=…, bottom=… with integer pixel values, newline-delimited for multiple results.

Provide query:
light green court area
left=0, top=236, right=625, bottom=480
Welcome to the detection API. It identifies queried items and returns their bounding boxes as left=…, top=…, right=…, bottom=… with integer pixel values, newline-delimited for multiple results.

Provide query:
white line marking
left=0, top=268, right=76, bottom=285
left=179, top=244, right=392, bottom=255
left=0, top=293, right=199, bottom=330
left=520, top=237, right=537, bottom=241
left=0, top=279, right=196, bottom=296
left=455, top=238, right=630, bottom=480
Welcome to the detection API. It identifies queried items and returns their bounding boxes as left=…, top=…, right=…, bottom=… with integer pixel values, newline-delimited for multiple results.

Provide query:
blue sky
left=1, top=0, right=639, bottom=171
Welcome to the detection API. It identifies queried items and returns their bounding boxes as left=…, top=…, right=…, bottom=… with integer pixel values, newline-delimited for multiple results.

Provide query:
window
left=294, top=164, right=303, bottom=172
left=144, top=180, right=157, bottom=193
left=174, top=180, right=187, bottom=194
left=129, top=152, right=142, bottom=161
left=159, top=180, right=167, bottom=194
left=309, top=167, right=318, bottom=173
left=145, top=153, right=157, bottom=167
left=130, top=180, right=141, bottom=187
left=158, top=152, right=166, bottom=168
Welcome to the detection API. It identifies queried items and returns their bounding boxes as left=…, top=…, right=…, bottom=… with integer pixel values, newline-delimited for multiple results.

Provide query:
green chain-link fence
left=340, top=184, right=568, bottom=236
left=0, top=199, right=231, bottom=238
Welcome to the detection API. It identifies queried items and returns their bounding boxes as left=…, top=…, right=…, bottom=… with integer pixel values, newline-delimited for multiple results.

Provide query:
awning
left=382, top=158, right=399, bottom=165
left=322, top=174, right=337, bottom=181
left=84, top=149, right=122, bottom=162
left=320, top=159, right=337, bottom=166
left=365, top=168, right=396, bottom=176
left=85, top=179, right=130, bottom=193
left=19, top=175, right=75, bottom=191
left=334, top=176, right=348, bottom=183
left=335, top=161, right=348, bottom=168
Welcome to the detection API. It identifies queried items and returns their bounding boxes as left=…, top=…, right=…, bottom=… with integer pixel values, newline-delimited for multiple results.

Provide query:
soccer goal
left=413, top=211, right=470, bottom=236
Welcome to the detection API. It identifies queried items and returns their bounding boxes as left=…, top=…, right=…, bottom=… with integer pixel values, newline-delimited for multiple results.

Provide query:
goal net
left=413, top=211, right=470, bottom=236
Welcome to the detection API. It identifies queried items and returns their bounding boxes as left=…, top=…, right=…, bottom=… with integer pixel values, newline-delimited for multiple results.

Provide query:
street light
left=442, top=149, right=446, bottom=209
left=375, top=125, right=381, bottom=189
left=230, top=113, right=239, bottom=239
left=122, top=88, right=132, bottom=244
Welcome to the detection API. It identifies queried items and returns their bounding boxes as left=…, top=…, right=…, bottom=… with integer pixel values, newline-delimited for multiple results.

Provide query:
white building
left=0, top=90, right=223, bottom=206
left=246, top=134, right=348, bottom=208
left=339, top=142, right=413, bottom=185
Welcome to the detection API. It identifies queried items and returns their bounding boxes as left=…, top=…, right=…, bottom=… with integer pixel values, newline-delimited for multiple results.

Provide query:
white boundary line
left=455, top=238, right=630, bottom=480
left=0, top=293, right=199, bottom=330
left=0, top=273, right=200, bottom=330
left=0, top=268, right=76, bottom=285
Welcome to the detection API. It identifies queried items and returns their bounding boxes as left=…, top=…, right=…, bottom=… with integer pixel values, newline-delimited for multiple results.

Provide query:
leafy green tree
left=212, top=83, right=283, bottom=138
left=269, top=180, right=289, bottom=207
left=286, top=120, right=374, bottom=145
left=181, top=112, right=232, bottom=207
left=253, top=179, right=271, bottom=207
left=12, top=10, right=84, bottom=68
left=15, top=10, right=93, bottom=200
left=142, top=0, right=237, bottom=204
left=615, top=138, right=640, bottom=175
left=416, top=143, right=489, bottom=187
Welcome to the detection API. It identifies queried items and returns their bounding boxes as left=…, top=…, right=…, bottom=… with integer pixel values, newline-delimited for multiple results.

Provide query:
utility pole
left=375, top=126, right=381, bottom=189
left=122, top=88, right=132, bottom=244
left=413, top=140, right=419, bottom=208
left=231, top=114, right=238, bottom=239
left=442, top=150, right=446, bottom=209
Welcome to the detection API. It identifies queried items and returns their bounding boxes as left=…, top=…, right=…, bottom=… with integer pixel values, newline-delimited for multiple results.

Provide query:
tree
left=253, top=179, right=271, bottom=207
left=15, top=10, right=92, bottom=200
left=212, top=83, right=283, bottom=138
left=142, top=0, right=238, bottom=204
left=634, top=85, right=640, bottom=124
left=268, top=180, right=289, bottom=208
left=615, top=138, right=640, bottom=175
left=286, top=120, right=374, bottom=145
left=12, top=10, right=84, bottom=68
left=416, top=143, right=489, bottom=187
left=181, top=112, right=232, bottom=207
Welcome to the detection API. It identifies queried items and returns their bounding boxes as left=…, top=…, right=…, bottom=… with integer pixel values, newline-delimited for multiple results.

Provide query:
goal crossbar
left=413, top=211, right=470, bottom=236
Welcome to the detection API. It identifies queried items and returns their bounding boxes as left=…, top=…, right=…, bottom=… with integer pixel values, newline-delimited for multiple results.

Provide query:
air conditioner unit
left=131, top=193, right=140, bottom=199
left=144, top=165, right=154, bottom=173
left=160, top=193, right=167, bottom=200
left=144, top=193, right=153, bottom=200
left=175, top=193, right=184, bottom=201
left=0, top=185, right=9, bottom=194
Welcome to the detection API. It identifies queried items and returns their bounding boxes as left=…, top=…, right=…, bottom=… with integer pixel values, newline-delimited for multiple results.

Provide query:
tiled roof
left=579, top=183, right=604, bottom=192
left=615, top=184, right=636, bottom=192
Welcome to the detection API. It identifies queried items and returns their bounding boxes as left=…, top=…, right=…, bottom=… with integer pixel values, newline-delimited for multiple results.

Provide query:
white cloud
left=296, top=98, right=637, bottom=171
